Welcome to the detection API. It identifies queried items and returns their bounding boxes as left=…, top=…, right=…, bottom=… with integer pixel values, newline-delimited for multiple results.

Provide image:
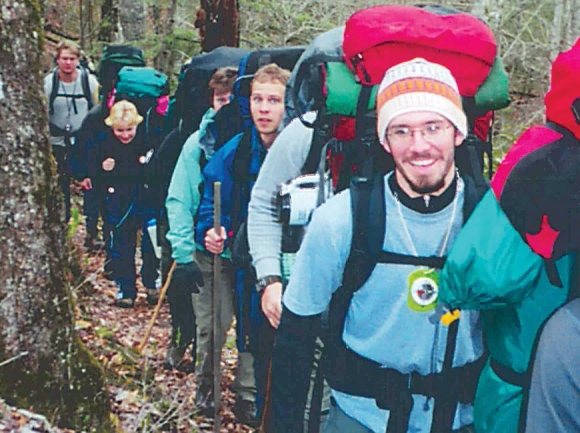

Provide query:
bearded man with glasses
left=268, top=58, right=487, bottom=433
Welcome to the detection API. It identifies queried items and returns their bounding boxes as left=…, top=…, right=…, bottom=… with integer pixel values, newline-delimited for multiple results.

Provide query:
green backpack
left=323, top=58, right=510, bottom=118
left=112, top=67, right=170, bottom=151
left=116, top=67, right=169, bottom=101
left=98, top=44, right=146, bottom=98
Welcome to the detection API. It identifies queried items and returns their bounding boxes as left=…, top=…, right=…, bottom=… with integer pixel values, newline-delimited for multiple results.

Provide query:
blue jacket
left=195, top=126, right=266, bottom=250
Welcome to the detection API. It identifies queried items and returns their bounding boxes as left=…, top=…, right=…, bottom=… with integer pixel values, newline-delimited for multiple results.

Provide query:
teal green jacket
left=439, top=189, right=577, bottom=432
left=166, top=108, right=231, bottom=264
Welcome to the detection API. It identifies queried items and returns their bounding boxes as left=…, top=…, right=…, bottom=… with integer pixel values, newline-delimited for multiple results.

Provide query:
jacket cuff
left=253, top=257, right=282, bottom=280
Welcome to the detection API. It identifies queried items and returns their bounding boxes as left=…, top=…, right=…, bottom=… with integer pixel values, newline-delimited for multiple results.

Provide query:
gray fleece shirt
left=247, top=112, right=316, bottom=279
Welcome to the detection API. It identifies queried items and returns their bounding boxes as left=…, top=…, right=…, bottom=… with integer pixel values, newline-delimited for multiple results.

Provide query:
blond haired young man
left=44, top=41, right=98, bottom=222
left=194, top=63, right=290, bottom=426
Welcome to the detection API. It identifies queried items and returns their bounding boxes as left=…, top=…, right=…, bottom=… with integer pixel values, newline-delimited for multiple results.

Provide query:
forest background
left=44, top=0, right=580, bottom=159
left=0, top=0, right=578, bottom=432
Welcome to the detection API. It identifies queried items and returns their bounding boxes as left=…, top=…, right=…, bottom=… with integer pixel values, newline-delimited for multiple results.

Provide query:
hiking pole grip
left=138, top=260, right=177, bottom=354
left=213, top=181, right=222, bottom=433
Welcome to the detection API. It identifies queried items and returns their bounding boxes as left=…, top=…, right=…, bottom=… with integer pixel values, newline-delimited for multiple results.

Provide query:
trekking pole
left=213, top=182, right=222, bottom=433
left=138, top=260, right=177, bottom=354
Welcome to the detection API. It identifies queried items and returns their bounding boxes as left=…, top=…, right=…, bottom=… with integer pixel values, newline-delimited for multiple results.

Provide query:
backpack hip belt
left=49, top=123, right=74, bottom=138
left=324, top=341, right=484, bottom=432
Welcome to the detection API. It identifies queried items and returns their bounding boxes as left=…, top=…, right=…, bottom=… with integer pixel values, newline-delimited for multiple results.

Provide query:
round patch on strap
left=407, top=268, right=439, bottom=312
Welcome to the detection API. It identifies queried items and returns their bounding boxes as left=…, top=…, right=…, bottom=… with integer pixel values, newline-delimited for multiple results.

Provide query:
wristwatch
left=255, top=275, right=282, bottom=294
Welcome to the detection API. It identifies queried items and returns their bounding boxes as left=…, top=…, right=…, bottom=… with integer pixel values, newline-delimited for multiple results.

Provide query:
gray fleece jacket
left=247, top=112, right=316, bottom=279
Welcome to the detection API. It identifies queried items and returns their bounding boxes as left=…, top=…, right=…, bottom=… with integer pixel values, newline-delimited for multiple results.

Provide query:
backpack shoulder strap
left=49, top=67, right=95, bottom=115
left=80, top=67, right=95, bottom=110
left=324, top=172, right=385, bottom=352
left=231, top=128, right=255, bottom=232
left=301, top=111, right=332, bottom=175
left=342, top=172, right=386, bottom=296
left=335, top=85, right=376, bottom=193
left=545, top=121, right=578, bottom=142
left=49, top=68, right=59, bottom=115
left=455, top=131, right=490, bottom=191
left=232, top=127, right=254, bottom=183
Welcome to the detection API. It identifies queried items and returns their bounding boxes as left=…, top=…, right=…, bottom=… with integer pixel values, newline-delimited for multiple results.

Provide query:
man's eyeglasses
left=386, top=121, right=453, bottom=145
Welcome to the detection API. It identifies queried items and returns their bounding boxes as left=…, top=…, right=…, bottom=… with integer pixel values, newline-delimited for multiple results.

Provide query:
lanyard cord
left=393, top=172, right=462, bottom=258
left=59, top=77, right=79, bottom=119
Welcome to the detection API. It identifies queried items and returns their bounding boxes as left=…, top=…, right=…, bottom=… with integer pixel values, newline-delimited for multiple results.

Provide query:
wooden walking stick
left=138, top=260, right=177, bottom=354
left=213, top=181, right=222, bottom=433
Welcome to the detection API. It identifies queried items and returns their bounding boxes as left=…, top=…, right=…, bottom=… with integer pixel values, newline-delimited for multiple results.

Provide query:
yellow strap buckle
left=441, top=309, right=461, bottom=326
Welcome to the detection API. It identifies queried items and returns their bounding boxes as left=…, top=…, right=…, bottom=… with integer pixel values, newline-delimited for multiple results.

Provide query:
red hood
left=544, top=38, right=580, bottom=140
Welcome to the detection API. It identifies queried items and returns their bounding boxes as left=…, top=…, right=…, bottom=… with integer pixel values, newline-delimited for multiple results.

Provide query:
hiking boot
left=195, top=385, right=215, bottom=418
left=163, top=345, right=186, bottom=370
left=115, top=297, right=135, bottom=308
left=115, top=286, right=135, bottom=308
left=146, top=288, right=159, bottom=306
left=233, top=398, right=259, bottom=428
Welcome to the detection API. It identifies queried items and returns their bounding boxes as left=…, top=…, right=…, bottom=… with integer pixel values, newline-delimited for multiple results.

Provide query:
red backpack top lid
left=343, top=5, right=497, bottom=96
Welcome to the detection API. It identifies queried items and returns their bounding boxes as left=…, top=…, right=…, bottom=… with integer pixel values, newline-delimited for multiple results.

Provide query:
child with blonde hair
left=90, top=100, right=161, bottom=308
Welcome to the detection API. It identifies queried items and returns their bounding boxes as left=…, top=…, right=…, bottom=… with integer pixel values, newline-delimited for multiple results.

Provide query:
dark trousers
left=166, top=275, right=196, bottom=349
left=51, top=145, right=71, bottom=222
left=253, top=319, right=276, bottom=420
left=83, top=187, right=101, bottom=238
left=109, top=215, right=159, bottom=299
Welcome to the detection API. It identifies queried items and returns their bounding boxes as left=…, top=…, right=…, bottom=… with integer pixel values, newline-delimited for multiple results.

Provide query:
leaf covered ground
left=0, top=199, right=256, bottom=433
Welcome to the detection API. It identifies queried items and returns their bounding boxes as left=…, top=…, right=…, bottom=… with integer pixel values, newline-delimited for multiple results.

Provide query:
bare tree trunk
left=118, top=0, right=146, bottom=42
left=88, top=0, right=93, bottom=50
left=154, top=0, right=179, bottom=76
left=80, top=0, right=84, bottom=48
left=151, top=4, right=162, bottom=36
left=551, top=0, right=566, bottom=60
left=195, top=0, right=240, bottom=52
left=0, top=0, right=112, bottom=430
left=99, top=0, right=117, bottom=42
left=567, top=0, right=580, bottom=47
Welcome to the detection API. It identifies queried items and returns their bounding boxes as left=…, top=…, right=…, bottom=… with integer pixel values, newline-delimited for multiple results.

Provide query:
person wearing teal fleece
left=438, top=40, right=580, bottom=433
left=164, top=67, right=237, bottom=384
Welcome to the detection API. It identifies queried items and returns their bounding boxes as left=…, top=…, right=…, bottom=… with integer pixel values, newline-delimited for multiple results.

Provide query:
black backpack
left=150, top=47, right=251, bottom=209
left=166, top=46, right=250, bottom=136
left=97, top=44, right=146, bottom=99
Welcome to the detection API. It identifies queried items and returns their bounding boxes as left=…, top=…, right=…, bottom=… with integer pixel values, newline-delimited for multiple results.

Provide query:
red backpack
left=343, top=5, right=496, bottom=93
left=290, top=5, right=509, bottom=191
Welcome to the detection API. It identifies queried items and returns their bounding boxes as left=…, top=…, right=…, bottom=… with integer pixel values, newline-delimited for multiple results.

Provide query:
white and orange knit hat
left=376, top=58, right=467, bottom=144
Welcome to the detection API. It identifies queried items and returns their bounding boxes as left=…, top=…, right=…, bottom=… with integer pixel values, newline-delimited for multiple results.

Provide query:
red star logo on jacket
left=525, top=214, right=560, bottom=259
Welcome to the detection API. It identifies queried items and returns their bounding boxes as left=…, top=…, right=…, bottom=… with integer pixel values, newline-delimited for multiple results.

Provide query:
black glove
left=170, top=262, right=204, bottom=294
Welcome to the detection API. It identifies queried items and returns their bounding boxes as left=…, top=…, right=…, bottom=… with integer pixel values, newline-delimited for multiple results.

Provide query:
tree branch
left=0, top=351, right=29, bottom=367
